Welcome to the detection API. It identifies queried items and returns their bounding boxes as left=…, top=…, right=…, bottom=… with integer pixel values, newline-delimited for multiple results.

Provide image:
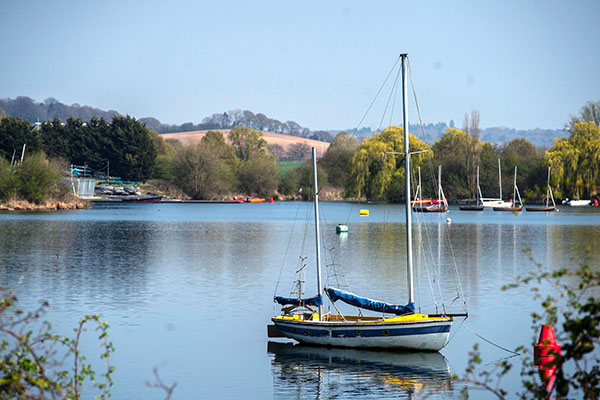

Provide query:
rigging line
left=378, top=63, right=403, bottom=131
left=407, top=57, right=439, bottom=197
left=407, top=57, right=464, bottom=313
left=410, top=167, right=442, bottom=310
left=364, top=202, right=395, bottom=290
left=463, top=323, right=520, bottom=356
left=442, top=314, right=467, bottom=349
left=414, top=206, right=440, bottom=311
left=318, top=203, right=352, bottom=292
left=405, top=58, right=448, bottom=309
left=289, top=201, right=312, bottom=296
left=434, top=216, right=447, bottom=311
left=443, top=220, right=468, bottom=312
left=389, top=67, right=401, bottom=127
left=274, top=199, right=304, bottom=296
left=353, top=55, right=401, bottom=135
left=343, top=201, right=354, bottom=225
left=317, top=205, right=339, bottom=288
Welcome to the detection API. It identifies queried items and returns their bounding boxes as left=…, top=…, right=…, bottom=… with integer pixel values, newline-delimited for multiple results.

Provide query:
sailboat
left=268, top=54, right=466, bottom=351
left=413, top=165, right=448, bottom=213
left=526, top=166, right=557, bottom=212
left=493, top=166, right=523, bottom=211
left=411, top=167, right=432, bottom=207
left=459, top=165, right=484, bottom=211
left=480, top=158, right=513, bottom=208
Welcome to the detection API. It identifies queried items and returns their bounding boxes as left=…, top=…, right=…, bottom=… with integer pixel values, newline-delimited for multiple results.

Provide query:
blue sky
left=1, top=1, right=598, bottom=131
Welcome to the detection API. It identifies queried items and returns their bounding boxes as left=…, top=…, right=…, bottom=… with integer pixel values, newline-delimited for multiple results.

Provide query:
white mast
left=312, top=147, right=323, bottom=319
left=513, top=166, right=517, bottom=206
left=498, top=158, right=503, bottom=200
left=401, top=53, right=414, bottom=304
left=438, top=165, right=442, bottom=204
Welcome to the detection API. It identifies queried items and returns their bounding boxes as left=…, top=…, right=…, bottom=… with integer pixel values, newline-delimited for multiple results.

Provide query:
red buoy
left=534, top=324, right=561, bottom=395
left=269, top=197, right=274, bottom=203
left=534, top=324, right=561, bottom=364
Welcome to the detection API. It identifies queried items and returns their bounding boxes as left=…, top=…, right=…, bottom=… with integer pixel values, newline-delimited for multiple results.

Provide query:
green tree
left=499, top=138, right=545, bottom=202
left=320, top=132, right=357, bottom=189
left=228, top=126, right=268, bottom=161
left=14, top=153, right=61, bottom=204
left=478, top=142, right=502, bottom=199
left=0, top=116, right=42, bottom=161
left=106, top=115, right=156, bottom=181
left=547, top=121, right=600, bottom=199
left=172, top=143, right=235, bottom=200
left=238, top=154, right=279, bottom=197
left=201, top=130, right=239, bottom=173
left=431, top=128, right=475, bottom=199
left=0, top=158, right=16, bottom=202
left=348, top=126, right=430, bottom=200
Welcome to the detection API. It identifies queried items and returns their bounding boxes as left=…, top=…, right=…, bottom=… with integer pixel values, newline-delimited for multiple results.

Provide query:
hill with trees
left=0, top=96, right=569, bottom=147
left=0, top=96, right=119, bottom=123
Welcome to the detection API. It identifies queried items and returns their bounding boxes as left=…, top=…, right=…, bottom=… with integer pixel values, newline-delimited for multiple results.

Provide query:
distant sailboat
left=493, top=166, right=522, bottom=211
left=413, top=165, right=448, bottom=213
left=459, top=165, right=484, bottom=211
left=526, top=166, right=557, bottom=212
left=481, top=158, right=512, bottom=208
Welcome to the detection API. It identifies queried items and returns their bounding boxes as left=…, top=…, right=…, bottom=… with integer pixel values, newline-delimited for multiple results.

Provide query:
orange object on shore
left=248, top=198, right=265, bottom=203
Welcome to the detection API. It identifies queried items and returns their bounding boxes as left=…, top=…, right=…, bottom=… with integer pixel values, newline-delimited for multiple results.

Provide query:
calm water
left=0, top=202, right=599, bottom=399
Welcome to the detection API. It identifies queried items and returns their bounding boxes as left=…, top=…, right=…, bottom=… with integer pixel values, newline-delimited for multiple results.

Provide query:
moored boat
left=562, top=198, right=591, bottom=206
left=526, top=167, right=557, bottom=212
left=269, top=54, right=467, bottom=351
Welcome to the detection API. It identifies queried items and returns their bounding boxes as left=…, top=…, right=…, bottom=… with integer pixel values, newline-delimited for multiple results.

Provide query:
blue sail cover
left=274, top=294, right=323, bottom=307
left=325, top=287, right=415, bottom=315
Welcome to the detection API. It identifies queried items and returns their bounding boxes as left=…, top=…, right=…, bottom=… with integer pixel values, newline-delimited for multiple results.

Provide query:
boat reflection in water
left=268, top=342, right=453, bottom=399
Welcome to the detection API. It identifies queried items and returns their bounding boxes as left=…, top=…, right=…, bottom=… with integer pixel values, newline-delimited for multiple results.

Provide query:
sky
left=1, top=0, right=599, bottom=131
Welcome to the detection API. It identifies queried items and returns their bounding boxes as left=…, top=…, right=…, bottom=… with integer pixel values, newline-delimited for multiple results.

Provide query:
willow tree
left=348, top=125, right=430, bottom=200
left=547, top=121, right=600, bottom=199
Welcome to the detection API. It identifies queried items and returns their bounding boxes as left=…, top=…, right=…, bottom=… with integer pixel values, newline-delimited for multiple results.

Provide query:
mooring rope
left=463, top=323, right=521, bottom=356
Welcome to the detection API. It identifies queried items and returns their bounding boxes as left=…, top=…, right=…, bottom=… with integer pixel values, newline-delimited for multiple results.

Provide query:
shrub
left=14, top=153, right=61, bottom=204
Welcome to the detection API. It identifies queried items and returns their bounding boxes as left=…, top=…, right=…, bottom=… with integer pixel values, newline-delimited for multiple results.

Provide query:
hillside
left=161, top=129, right=330, bottom=157
left=0, top=96, right=568, bottom=147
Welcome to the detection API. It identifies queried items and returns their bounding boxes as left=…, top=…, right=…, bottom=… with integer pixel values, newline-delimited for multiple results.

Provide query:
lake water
left=0, top=202, right=599, bottom=399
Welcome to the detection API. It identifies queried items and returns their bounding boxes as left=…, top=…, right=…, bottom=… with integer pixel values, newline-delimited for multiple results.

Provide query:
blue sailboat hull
left=271, top=317, right=452, bottom=351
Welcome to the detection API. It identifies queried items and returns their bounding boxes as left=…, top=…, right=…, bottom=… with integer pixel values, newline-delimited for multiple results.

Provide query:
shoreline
left=0, top=198, right=88, bottom=211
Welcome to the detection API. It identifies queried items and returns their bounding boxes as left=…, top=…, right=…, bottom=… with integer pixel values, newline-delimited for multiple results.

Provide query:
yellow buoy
left=359, top=209, right=369, bottom=216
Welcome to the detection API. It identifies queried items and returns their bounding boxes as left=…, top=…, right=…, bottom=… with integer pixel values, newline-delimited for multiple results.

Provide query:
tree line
left=0, top=101, right=598, bottom=203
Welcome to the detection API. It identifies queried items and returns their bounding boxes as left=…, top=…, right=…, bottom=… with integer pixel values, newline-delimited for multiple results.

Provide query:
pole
left=513, top=166, right=517, bottom=207
left=312, top=147, right=324, bottom=319
left=546, top=166, right=551, bottom=207
left=498, top=158, right=502, bottom=200
left=20, top=144, right=26, bottom=163
left=401, top=53, right=414, bottom=304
